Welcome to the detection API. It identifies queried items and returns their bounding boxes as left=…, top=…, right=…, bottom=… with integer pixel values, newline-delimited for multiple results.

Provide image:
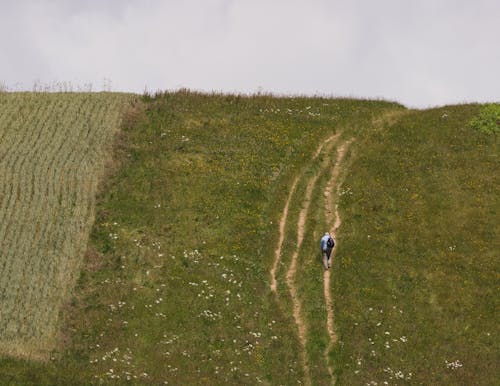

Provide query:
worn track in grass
left=323, top=140, right=353, bottom=384
left=271, top=133, right=345, bottom=385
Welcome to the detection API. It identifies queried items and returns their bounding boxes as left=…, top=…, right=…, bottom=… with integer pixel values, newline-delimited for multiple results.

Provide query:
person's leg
left=327, top=249, right=332, bottom=267
left=322, top=251, right=329, bottom=270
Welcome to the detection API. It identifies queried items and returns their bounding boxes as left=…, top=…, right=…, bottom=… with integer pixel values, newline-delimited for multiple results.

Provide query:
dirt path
left=270, top=176, right=298, bottom=293
left=270, top=134, right=339, bottom=385
left=286, top=166, right=320, bottom=386
left=270, top=133, right=340, bottom=293
left=323, top=140, right=353, bottom=384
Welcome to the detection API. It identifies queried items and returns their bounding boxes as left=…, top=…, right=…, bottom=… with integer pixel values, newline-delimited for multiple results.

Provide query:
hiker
left=320, top=232, right=335, bottom=270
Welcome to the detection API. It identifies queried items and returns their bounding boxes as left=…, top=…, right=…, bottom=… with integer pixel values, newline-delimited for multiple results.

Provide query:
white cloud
left=1, top=0, right=498, bottom=107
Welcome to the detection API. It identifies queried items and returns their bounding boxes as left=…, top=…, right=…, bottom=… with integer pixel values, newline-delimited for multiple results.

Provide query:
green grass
left=335, top=104, right=499, bottom=385
left=0, top=92, right=497, bottom=385
left=74, top=92, right=399, bottom=385
left=469, top=103, right=500, bottom=134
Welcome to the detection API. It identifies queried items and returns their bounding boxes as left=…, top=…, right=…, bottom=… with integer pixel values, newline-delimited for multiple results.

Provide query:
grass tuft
left=469, top=103, right=500, bottom=134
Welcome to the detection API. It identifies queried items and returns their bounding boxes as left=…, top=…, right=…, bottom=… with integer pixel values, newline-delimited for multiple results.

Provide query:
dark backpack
left=327, top=237, right=335, bottom=248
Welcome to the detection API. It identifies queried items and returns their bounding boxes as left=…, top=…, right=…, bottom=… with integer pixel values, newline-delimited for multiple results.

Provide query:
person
left=320, top=232, right=335, bottom=270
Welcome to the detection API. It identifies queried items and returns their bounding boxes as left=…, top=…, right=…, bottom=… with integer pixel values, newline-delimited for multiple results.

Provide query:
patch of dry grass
left=0, top=92, right=133, bottom=360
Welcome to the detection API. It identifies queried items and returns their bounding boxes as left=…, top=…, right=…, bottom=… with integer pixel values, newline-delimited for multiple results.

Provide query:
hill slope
left=0, top=92, right=497, bottom=385
left=336, top=105, right=499, bottom=385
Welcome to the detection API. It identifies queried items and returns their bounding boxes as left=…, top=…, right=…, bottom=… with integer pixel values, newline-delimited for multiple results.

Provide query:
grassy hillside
left=0, top=91, right=497, bottom=385
left=0, top=91, right=400, bottom=384
left=335, top=105, right=499, bottom=385
left=68, top=92, right=401, bottom=385
left=0, top=92, right=132, bottom=359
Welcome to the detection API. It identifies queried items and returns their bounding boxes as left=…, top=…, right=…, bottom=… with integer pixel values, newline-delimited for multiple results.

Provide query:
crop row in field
left=0, top=92, right=132, bottom=359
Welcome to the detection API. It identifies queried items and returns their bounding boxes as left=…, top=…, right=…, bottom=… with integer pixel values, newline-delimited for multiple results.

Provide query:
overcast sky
left=1, top=0, right=499, bottom=108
